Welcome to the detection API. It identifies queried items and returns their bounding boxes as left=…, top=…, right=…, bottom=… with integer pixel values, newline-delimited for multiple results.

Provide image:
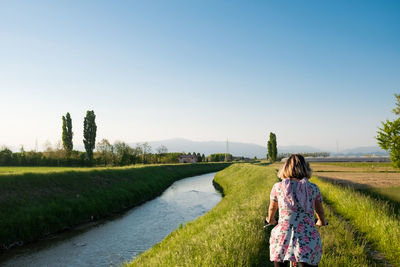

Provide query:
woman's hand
left=266, top=217, right=277, bottom=225
left=316, top=219, right=327, bottom=226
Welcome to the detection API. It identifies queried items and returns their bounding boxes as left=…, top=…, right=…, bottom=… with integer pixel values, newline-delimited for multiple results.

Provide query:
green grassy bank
left=314, top=176, right=400, bottom=266
left=126, top=164, right=377, bottom=267
left=0, top=163, right=230, bottom=251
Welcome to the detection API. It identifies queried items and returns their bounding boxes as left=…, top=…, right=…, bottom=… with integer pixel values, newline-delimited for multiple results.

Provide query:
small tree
left=267, top=132, right=277, bottom=162
left=156, top=145, right=168, bottom=163
left=376, top=94, right=400, bottom=168
left=96, top=138, right=113, bottom=165
left=62, top=112, right=73, bottom=156
left=83, top=110, right=97, bottom=162
left=156, top=145, right=168, bottom=154
left=113, top=141, right=133, bottom=166
left=137, top=142, right=152, bottom=164
left=0, top=146, right=13, bottom=165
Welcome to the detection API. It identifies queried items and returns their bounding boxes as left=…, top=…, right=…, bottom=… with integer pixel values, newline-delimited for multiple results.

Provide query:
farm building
left=178, top=154, right=198, bottom=163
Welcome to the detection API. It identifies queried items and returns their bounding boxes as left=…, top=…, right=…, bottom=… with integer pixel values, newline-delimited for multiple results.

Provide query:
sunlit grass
left=0, top=163, right=198, bottom=175
left=318, top=203, right=378, bottom=266
left=0, top=166, right=92, bottom=174
left=313, top=176, right=400, bottom=266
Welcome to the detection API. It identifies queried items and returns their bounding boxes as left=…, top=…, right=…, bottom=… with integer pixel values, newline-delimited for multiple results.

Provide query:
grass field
left=0, top=163, right=230, bottom=250
left=125, top=164, right=387, bottom=267
left=312, top=162, right=400, bottom=205
left=372, top=186, right=400, bottom=203
left=0, top=166, right=94, bottom=175
left=0, top=164, right=170, bottom=175
left=314, top=176, right=400, bottom=265
left=310, top=162, right=398, bottom=173
left=312, top=162, right=400, bottom=266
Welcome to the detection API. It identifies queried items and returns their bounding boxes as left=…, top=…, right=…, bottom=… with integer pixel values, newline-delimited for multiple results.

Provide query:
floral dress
left=269, top=179, right=323, bottom=265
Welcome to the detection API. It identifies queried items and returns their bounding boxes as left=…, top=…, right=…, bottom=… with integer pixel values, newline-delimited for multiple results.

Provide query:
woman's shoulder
left=307, top=180, right=318, bottom=187
left=272, top=181, right=282, bottom=189
left=307, top=180, right=321, bottom=192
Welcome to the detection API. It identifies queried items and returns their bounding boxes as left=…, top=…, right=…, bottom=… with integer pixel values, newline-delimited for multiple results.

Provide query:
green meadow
left=0, top=164, right=169, bottom=175
left=0, top=166, right=94, bottom=175
left=313, top=177, right=400, bottom=265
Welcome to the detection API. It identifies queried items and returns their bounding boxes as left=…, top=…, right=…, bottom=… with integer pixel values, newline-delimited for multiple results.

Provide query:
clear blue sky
left=1, top=0, right=399, bottom=152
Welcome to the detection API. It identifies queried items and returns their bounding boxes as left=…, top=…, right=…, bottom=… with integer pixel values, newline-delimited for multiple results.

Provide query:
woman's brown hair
left=278, top=154, right=312, bottom=179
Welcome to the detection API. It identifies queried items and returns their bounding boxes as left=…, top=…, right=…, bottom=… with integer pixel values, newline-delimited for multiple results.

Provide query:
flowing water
left=1, top=172, right=221, bottom=267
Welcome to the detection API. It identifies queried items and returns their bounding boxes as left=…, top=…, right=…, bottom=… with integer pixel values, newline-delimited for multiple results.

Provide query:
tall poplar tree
left=62, top=112, right=73, bottom=156
left=83, top=110, right=97, bottom=161
left=267, top=132, right=277, bottom=162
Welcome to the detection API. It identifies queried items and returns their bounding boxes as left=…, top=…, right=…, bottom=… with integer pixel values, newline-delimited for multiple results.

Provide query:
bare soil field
left=310, top=163, right=398, bottom=173
left=310, top=162, right=399, bottom=188
left=314, top=172, right=400, bottom=188
left=270, top=162, right=400, bottom=188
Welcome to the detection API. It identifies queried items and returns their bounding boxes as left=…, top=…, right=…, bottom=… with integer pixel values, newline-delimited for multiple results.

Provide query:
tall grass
left=313, top=176, right=400, bottom=266
left=125, top=164, right=379, bottom=267
left=371, top=186, right=400, bottom=203
left=318, top=202, right=379, bottom=266
left=0, top=163, right=229, bottom=250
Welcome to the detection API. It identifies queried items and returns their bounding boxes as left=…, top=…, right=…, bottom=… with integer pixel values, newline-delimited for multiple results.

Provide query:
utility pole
left=336, top=140, right=339, bottom=155
left=225, top=138, right=229, bottom=162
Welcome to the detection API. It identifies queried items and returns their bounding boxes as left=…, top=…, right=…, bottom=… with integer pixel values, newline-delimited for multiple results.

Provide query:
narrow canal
left=1, top=172, right=222, bottom=267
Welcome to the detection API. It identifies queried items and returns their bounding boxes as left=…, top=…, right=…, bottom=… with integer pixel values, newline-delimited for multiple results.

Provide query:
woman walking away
left=266, top=154, right=327, bottom=267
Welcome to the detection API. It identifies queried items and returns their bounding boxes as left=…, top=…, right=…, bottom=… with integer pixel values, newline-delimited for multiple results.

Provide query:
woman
left=266, top=154, right=327, bottom=267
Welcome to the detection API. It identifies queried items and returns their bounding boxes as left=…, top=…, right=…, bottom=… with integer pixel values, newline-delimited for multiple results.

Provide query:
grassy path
left=314, top=176, right=400, bottom=266
left=126, top=164, right=383, bottom=267
left=318, top=202, right=383, bottom=266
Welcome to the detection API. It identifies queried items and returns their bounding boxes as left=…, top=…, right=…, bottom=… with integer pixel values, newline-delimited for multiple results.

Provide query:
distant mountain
left=335, top=146, right=388, bottom=156
left=131, top=138, right=267, bottom=159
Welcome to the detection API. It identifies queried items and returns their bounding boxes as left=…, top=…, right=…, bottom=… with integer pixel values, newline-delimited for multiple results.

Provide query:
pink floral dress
left=269, top=179, right=323, bottom=265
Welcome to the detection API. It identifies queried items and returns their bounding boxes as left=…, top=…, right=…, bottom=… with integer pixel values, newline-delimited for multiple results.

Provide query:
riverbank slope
left=0, top=163, right=230, bottom=251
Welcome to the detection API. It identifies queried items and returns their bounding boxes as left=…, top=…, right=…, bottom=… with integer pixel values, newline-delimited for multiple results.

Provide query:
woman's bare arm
left=315, top=200, right=327, bottom=226
left=266, top=201, right=278, bottom=224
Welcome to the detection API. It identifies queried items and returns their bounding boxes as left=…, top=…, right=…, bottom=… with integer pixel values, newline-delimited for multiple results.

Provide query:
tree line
left=278, top=152, right=330, bottom=160
left=208, top=153, right=233, bottom=162
left=0, top=110, right=224, bottom=166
